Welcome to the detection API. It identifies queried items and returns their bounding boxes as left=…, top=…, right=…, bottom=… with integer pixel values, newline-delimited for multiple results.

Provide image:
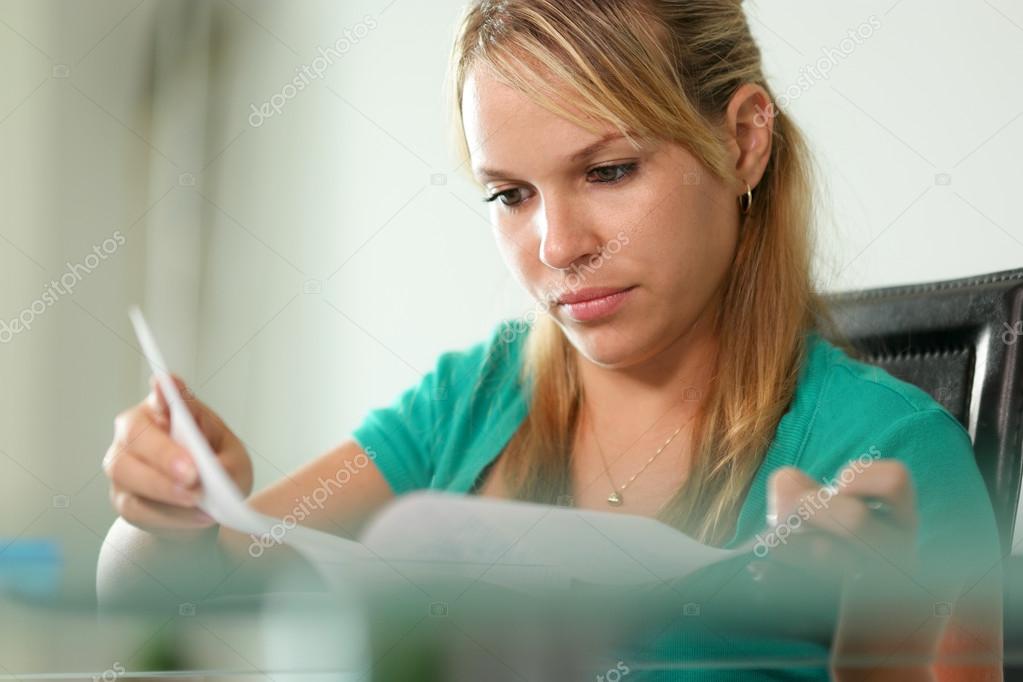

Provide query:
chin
left=559, top=319, right=650, bottom=369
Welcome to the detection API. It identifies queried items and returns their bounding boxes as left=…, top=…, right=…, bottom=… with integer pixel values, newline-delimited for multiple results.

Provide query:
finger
left=148, top=374, right=225, bottom=450
left=111, top=489, right=215, bottom=531
left=105, top=451, right=201, bottom=508
left=828, top=459, right=917, bottom=529
left=766, top=466, right=820, bottom=526
left=800, top=491, right=908, bottom=552
left=766, top=467, right=908, bottom=564
left=146, top=374, right=168, bottom=421
left=768, top=465, right=914, bottom=536
left=112, top=408, right=198, bottom=487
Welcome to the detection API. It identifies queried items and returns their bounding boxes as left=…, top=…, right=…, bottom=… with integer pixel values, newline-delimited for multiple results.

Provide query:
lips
left=555, top=286, right=636, bottom=306
left=552, top=285, right=637, bottom=322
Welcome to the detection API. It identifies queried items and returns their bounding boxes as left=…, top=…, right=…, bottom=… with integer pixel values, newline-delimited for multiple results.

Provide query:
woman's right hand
left=103, top=374, right=253, bottom=535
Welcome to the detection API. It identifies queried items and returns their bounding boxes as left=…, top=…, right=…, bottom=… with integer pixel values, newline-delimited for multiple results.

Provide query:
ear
left=722, top=83, right=775, bottom=196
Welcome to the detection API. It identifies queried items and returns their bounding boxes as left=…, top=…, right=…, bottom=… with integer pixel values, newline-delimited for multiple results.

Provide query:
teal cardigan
left=353, top=319, right=1001, bottom=679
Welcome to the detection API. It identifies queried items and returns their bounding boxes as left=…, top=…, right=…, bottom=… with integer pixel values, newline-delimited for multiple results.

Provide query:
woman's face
left=461, top=67, right=745, bottom=369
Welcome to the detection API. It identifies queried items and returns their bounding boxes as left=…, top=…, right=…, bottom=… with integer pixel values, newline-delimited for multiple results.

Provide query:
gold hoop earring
left=739, top=181, right=753, bottom=215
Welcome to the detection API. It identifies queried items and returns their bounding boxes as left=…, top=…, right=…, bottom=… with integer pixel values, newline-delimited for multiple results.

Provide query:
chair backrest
left=823, top=267, right=1023, bottom=553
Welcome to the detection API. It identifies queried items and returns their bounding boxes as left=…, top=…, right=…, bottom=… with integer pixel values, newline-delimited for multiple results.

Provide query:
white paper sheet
left=129, top=307, right=372, bottom=572
left=127, top=307, right=756, bottom=591
left=360, top=492, right=756, bottom=588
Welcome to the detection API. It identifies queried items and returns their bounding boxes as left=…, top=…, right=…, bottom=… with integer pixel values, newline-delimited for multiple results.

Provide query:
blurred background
left=0, top=0, right=1020, bottom=621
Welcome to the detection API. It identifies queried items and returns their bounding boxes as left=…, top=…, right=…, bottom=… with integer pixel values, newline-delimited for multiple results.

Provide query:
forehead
left=461, top=66, right=617, bottom=179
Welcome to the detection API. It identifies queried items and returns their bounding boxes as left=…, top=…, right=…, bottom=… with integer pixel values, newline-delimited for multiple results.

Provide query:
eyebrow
left=474, top=132, right=629, bottom=181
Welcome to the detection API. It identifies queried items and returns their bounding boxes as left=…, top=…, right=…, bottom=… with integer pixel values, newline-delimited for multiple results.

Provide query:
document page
left=128, top=308, right=756, bottom=592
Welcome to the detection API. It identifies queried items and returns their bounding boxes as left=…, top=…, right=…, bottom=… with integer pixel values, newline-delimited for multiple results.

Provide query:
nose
left=537, top=193, right=602, bottom=271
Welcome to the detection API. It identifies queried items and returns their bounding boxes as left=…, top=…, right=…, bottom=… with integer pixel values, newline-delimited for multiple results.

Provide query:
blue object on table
left=0, top=539, right=62, bottom=598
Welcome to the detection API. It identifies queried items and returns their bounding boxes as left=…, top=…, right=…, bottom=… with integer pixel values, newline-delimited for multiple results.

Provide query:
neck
left=575, top=314, right=719, bottom=449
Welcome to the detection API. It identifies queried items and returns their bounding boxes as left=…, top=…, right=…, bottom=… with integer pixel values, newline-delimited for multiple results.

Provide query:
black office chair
left=823, top=266, right=1023, bottom=549
left=823, top=266, right=1023, bottom=676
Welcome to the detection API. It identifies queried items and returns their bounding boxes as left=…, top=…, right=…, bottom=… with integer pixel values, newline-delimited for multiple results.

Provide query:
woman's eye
left=481, top=163, right=637, bottom=209
left=587, top=162, right=638, bottom=184
left=483, top=187, right=528, bottom=207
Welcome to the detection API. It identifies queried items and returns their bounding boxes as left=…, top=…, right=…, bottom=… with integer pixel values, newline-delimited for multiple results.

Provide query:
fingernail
left=173, top=457, right=196, bottom=485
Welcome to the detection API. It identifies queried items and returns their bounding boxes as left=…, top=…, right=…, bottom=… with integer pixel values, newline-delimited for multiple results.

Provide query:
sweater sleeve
left=350, top=321, right=511, bottom=495
left=350, top=361, right=444, bottom=495
left=872, top=408, right=1002, bottom=599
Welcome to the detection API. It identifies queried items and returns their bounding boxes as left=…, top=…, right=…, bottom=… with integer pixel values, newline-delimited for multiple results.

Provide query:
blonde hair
left=448, top=0, right=842, bottom=544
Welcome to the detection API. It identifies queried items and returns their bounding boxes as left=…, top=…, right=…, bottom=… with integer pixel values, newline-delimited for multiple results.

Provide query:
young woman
left=99, top=0, right=1003, bottom=679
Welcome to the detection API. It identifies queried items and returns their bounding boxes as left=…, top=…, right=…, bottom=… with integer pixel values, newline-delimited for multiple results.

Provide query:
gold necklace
left=587, top=408, right=697, bottom=507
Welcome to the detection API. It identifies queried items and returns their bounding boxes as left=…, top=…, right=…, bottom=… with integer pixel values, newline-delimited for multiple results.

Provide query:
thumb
left=147, top=373, right=199, bottom=422
left=767, top=466, right=822, bottom=527
left=148, top=373, right=226, bottom=449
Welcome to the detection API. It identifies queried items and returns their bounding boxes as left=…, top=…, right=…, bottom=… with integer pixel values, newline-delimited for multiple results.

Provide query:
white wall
left=756, top=1, right=1023, bottom=291
left=0, top=0, right=1020, bottom=604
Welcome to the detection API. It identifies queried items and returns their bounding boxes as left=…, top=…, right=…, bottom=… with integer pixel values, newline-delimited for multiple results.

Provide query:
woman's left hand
left=766, top=459, right=919, bottom=574
left=766, top=460, right=941, bottom=681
